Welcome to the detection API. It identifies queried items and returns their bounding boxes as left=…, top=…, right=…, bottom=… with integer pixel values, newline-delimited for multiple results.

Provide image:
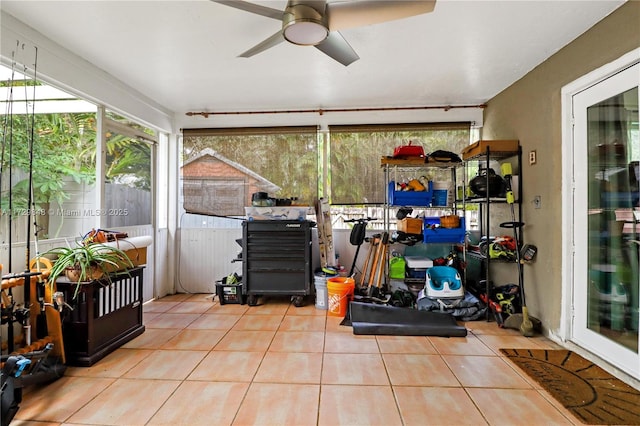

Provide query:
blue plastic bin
left=388, top=181, right=433, bottom=206
left=423, top=217, right=466, bottom=243
left=432, top=189, right=448, bottom=206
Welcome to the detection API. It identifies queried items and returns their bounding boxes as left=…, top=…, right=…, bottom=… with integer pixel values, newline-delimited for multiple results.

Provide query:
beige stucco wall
left=481, top=1, right=640, bottom=334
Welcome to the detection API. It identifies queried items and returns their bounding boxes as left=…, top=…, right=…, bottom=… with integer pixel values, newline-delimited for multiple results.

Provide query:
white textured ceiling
left=0, top=0, right=626, bottom=128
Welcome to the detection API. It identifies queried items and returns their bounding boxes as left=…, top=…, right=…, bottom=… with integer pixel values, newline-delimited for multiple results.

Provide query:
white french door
left=572, top=61, right=639, bottom=378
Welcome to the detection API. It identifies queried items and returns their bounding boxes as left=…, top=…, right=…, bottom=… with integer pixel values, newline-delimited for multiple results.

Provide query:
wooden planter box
left=55, top=267, right=145, bottom=366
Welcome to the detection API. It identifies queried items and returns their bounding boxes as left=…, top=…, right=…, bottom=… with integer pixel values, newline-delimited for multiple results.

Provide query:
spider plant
left=42, top=241, right=134, bottom=298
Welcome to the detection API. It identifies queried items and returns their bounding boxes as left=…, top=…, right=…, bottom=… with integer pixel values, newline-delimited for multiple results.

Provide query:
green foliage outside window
left=182, top=125, right=471, bottom=220
left=330, top=127, right=470, bottom=204
left=1, top=113, right=96, bottom=214
left=184, top=131, right=319, bottom=205
left=1, top=110, right=152, bottom=238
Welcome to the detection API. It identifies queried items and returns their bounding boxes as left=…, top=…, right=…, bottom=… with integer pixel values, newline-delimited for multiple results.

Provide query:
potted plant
left=42, top=241, right=134, bottom=298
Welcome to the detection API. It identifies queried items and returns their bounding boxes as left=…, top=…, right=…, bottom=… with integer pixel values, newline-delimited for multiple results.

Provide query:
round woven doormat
left=501, top=348, right=640, bottom=425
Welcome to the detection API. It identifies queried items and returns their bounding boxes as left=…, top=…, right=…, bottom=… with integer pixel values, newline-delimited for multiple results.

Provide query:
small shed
left=181, top=148, right=280, bottom=216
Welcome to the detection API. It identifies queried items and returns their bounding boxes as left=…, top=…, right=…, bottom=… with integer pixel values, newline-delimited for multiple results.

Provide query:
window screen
left=182, top=126, right=319, bottom=217
left=328, top=123, right=471, bottom=204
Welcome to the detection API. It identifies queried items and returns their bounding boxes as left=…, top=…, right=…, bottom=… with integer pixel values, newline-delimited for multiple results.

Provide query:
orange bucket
left=327, top=277, right=355, bottom=317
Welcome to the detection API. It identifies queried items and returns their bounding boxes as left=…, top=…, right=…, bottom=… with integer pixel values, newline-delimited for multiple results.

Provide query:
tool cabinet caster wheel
left=292, top=296, right=304, bottom=307
left=248, top=295, right=258, bottom=306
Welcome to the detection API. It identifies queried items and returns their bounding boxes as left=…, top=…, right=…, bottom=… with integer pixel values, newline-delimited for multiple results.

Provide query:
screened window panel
left=183, top=177, right=246, bottom=216
left=182, top=127, right=319, bottom=217
left=329, top=123, right=470, bottom=204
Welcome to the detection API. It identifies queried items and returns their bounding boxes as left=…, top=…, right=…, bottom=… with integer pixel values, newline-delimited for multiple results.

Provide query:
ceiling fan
left=212, top=0, right=436, bottom=66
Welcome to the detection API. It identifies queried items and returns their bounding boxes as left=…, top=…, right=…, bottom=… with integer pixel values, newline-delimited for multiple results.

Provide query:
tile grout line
left=19, top=295, right=577, bottom=425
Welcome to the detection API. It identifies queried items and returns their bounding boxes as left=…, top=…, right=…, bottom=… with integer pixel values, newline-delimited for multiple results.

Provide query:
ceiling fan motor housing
left=282, top=3, right=329, bottom=46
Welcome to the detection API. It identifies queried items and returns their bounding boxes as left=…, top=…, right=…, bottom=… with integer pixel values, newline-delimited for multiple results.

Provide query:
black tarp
left=346, top=302, right=467, bottom=337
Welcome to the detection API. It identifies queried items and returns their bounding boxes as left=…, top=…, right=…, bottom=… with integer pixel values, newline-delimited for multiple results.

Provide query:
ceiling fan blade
left=238, top=30, right=286, bottom=58
left=314, top=32, right=359, bottom=66
left=211, top=0, right=283, bottom=20
left=327, top=0, right=436, bottom=31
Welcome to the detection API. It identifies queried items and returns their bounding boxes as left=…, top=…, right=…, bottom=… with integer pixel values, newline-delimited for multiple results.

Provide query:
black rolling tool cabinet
left=242, top=220, right=313, bottom=307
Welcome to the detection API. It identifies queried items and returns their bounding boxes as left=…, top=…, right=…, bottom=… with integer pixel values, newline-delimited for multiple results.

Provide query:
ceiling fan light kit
left=213, top=0, right=437, bottom=66
left=282, top=4, right=329, bottom=45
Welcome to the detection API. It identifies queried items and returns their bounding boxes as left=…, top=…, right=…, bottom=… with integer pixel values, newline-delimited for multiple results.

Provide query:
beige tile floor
left=13, top=293, right=585, bottom=426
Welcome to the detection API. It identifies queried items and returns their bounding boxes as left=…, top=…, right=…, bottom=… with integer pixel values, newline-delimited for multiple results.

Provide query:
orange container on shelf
left=440, top=215, right=460, bottom=229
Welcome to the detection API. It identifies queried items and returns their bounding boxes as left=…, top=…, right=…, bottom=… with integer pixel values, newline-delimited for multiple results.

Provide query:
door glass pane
left=587, top=86, right=639, bottom=352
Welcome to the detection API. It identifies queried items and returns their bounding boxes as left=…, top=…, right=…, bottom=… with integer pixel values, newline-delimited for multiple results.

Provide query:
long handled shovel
left=373, top=232, right=389, bottom=298
left=367, top=235, right=383, bottom=295
left=358, top=235, right=377, bottom=291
